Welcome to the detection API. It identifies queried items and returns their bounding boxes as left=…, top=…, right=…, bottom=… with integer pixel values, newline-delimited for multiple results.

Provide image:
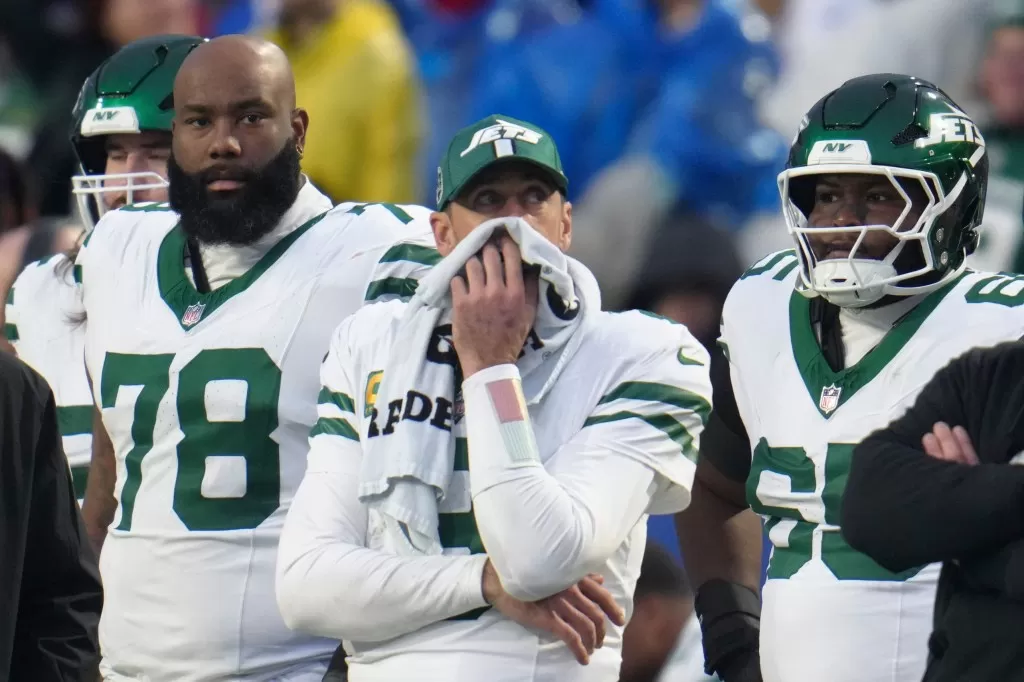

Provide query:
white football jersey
left=317, top=301, right=711, bottom=682
left=78, top=193, right=436, bottom=682
left=723, top=250, right=1024, bottom=682
left=5, top=253, right=92, bottom=499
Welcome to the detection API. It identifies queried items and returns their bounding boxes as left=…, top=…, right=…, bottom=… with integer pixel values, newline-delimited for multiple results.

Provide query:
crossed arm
left=843, top=343, right=1024, bottom=587
left=275, top=318, right=705, bottom=646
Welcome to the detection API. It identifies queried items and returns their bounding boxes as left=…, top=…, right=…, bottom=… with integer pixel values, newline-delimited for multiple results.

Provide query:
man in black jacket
left=843, top=340, right=1024, bottom=682
left=0, top=351, right=102, bottom=680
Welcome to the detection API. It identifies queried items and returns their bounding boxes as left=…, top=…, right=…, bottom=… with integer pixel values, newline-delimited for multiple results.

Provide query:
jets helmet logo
left=181, top=302, right=206, bottom=327
left=915, top=109, right=985, bottom=149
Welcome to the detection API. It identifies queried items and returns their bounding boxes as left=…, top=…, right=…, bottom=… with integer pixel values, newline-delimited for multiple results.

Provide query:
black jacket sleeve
left=842, top=343, right=1024, bottom=574
left=957, top=537, right=1024, bottom=601
left=698, top=345, right=752, bottom=484
left=10, top=363, right=102, bottom=680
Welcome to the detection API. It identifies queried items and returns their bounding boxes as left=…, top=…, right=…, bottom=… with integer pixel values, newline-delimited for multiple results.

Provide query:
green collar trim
left=788, top=274, right=964, bottom=418
left=156, top=212, right=327, bottom=331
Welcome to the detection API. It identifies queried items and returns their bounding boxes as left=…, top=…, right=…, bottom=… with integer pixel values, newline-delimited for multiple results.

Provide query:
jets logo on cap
left=460, top=119, right=543, bottom=158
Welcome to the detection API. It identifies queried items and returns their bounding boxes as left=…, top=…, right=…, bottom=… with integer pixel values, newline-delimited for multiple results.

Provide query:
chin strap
left=186, top=237, right=211, bottom=294
left=809, top=296, right=844, bottom=372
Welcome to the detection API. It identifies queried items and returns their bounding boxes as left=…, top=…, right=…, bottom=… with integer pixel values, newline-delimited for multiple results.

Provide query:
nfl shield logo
left=182, top=302, right=206, bottom=327
left=819, top=384, right=842, bottom=414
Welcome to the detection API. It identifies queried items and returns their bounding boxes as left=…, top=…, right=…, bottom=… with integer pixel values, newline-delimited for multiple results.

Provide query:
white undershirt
left=837, top=295, right=922, bottom=366
left=184, top=178, right=331, bottom=289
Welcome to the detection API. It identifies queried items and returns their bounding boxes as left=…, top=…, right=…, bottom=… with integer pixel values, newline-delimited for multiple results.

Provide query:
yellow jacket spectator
left=269, top=0, right=421, bottom=203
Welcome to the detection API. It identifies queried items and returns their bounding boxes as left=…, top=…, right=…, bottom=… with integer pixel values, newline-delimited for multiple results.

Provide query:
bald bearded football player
left=78, top=35, right=435, bottom=681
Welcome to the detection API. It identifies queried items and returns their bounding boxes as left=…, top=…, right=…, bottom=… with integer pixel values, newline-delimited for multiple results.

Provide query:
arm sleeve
left=697, top=342, right=752, bottom=484
left=12, top=373, right=102, bottom=680
left=467, top=326, right=712, bottom=601
left=958, top=537, right=1024, bottom=600
left=276, top=321, right=489, bottom=643
left=842, top=347, right=1024, bottom=572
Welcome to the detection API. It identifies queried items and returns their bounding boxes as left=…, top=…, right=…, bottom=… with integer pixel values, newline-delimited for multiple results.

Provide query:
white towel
left=359, top=216, right=600, bottom=555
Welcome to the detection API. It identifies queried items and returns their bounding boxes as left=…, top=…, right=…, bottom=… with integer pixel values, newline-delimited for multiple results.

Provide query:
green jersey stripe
left=345, top=203, right=414, bottom=224
left=4, top=323, right=18, bottom=341
left=584, top=411, right=698, bottom=462
left=597, top=381, right=711, bottom=424
left=455, top=437, right=469, bottom=471
left=57, top=405, right=93, bottom=436
left=774, top=259, right=798, bottom=281
left=5, top=287, right=12, bottom=305
left=741, top=250, right=797, bottom=280
left=379, top=243, right=441, bottom=267
left=676, top=349, right=705, bottom=366
left=365, top=277, right=418, bottom=302
left=73, top=264, right=83, bottom=285
left=70, top=464, right=89, bottom=500
left=311, top=417, right=359, bottom=441
left=317, top=387, right=355, bottom=414
left=717, top=339, right=731, bottom=362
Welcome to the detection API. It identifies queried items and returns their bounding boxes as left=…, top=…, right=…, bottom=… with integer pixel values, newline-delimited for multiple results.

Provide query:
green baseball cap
left=436, top=114, right=569, bottom=209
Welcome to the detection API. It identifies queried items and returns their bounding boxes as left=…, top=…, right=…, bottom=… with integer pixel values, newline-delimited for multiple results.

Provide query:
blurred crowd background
left=2, top=0, right=1023, bottom=680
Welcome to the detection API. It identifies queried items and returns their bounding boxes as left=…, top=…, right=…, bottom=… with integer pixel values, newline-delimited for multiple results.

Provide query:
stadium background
left=0, top=0, right=1022, bottom=679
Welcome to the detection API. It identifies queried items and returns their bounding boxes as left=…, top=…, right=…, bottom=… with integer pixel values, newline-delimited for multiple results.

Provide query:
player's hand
left=922, top=422, right=979, bottom=466
left=481, top=560, right=625, bottom=665
left=451, top=235, right=539, bottom=378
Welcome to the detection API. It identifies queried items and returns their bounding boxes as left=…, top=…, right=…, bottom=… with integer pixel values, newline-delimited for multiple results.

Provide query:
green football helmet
left=778, top=73, right=988, bottom=307
left=70, top=34, right=206, bottom=228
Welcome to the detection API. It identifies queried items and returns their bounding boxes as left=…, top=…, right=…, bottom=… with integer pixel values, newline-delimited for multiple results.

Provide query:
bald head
left=176, top=35, right=296, bottom=111
left=168, top=34, right=308, bottom=246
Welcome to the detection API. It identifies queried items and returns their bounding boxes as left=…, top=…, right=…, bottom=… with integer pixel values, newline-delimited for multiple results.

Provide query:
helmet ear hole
left=788, top=175, right=816, bottom=218
left=960, top=195, right=981, bottom=255
left=964, top=228, right=980, bottom=255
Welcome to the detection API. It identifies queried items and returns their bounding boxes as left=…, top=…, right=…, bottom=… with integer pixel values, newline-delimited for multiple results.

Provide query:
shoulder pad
left=116, top=201, right=174, bottom=213
left=338, top=298, right=408, bottom=352
left=738, top=249, right=799, bottom=283
left=592, top=309, right=710, bottom=367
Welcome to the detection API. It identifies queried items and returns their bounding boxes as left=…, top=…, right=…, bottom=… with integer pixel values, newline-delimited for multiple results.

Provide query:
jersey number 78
left=100, top=348, right=281, bottom=532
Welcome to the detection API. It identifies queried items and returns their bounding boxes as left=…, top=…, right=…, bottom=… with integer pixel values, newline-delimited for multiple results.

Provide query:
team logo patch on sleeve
left=182, top=302, right=206, bottom=327
left=365, top=370, right=383, bottom=417
left=819, top=384, right=842, bottom=414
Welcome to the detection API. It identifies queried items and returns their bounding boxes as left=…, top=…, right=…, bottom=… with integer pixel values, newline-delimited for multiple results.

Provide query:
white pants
left=760, top=568, right=939, bottom=682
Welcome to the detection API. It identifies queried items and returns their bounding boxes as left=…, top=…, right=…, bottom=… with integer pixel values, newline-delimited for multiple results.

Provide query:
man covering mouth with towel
left=276, top=114, right=715, bottom=682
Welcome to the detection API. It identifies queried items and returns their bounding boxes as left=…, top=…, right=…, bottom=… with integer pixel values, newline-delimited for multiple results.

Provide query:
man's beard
left=168, top=140, right=302, bottom=246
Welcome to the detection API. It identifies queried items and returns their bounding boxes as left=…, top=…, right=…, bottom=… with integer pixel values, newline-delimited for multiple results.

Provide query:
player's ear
left=431, top=210, right=457, bottom=257
left=291, top=108, right=309, bottom=155
left=558, top=198, right=572, bottom=253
